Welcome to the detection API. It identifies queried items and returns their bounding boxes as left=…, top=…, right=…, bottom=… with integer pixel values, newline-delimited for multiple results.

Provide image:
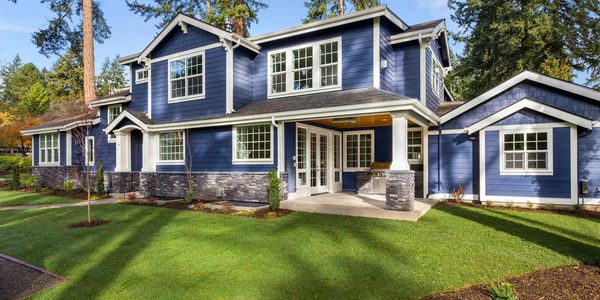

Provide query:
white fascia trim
left=225, top=40, right=234, bottom=114
left=22, top=118, right=99, bottom=136
left=466, top=98, right=593, bottom=135
left=104, top=110, right=149, bottom=134
left=118, top=53, right=140, bottom=64
left=373, top=17, right=381, bottom=89
left=137, top=14, right=260, bottom=62
left=89, top=95, right=131, bottom=108
left=441, top=71, right=600, bottom=123
left=390, top=20, right=445, bottom=45
left=249, top=6, right=408, bottom=44
left=149, top=43, right=221, bottom=63
left=427, top=129, right=466, bottom=135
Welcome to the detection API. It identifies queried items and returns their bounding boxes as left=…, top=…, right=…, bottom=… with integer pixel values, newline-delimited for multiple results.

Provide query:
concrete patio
left=281, top=193, right=438, bottom=221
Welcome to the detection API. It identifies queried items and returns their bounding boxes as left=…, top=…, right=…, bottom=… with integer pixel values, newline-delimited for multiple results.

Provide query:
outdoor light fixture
left=381, top=59, right=389, bottom=69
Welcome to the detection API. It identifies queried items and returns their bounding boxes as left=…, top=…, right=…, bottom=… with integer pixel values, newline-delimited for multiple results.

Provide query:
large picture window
left=268, top=37, right=341, bottom=97
left=233, top=124, right=273, bottom=163
left=168, top=53, right=204, bottom=102
left=159, top=131, right=184, bottom=162
left=344, top=131, right=373, bottom=171
left=501, top=129, right=552, bottom=175
left=39, top=133, right=59, bottom=165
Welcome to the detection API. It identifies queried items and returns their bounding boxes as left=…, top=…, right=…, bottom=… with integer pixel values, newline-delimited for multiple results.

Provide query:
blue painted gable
left=393, top=41, right=420, bottom=99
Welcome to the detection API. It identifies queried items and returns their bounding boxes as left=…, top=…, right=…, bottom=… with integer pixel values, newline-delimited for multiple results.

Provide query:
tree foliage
left=447, top=0, right=600, bottom=100
left=126, top=0, right=268, bottom=37
left=21, top=82, right=50, bottom=116
left=303, top=0, right=381, bottom=23
left=96, top=56, right=128, bottom=97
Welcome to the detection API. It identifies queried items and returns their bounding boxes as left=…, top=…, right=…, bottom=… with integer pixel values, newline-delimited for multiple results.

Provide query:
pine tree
left=303, top=0, right=381, bottom=23
left=21, top=82, right=49, bottom=116
left=96, top=56, right=127, bottom=97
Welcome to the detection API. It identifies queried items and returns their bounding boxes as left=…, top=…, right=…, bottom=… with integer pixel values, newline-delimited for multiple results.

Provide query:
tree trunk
left=339, top=0, right=345, bottom=15
left=83, top=0, right=95, bottom=104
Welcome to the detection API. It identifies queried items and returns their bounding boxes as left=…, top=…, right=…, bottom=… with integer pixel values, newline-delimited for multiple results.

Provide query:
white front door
left=310, top=131, right=329, bottom=194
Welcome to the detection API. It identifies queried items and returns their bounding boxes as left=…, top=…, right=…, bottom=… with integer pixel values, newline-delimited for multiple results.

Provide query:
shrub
left=10, top=166, right=20, bottom=189
left=64, top=179, right=74, bottom=192
left=488, top=282, right=517, bottom=300
left=451, top=184, right=465, bottom=202
left=127, top=192, right=138, bottom=200
left=95, top=163, right=104, bottom=194
left=506, top=201, right=514, bottom=208
left=232, top=210, right=255, bottom=217
left=268, top=170, right=281, bottom=210
left=20, top=175, right=39, bottom=189
left=545, top=203, right=556, bottom=209
left=0, top=155, right=31, bottom=172
left=485, top=200, right=493, bottom=207
left=183, top=193, right=193, bottom=204
left=526, top=200, right=533, bottom=209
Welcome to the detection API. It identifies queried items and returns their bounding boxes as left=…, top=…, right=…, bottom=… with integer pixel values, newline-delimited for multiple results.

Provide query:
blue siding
left=394, top=41, right=420, bottom=99
left=284, top=122, right=297, bottom=193
left=129, top=62, right=148, bottom=112
left=425, top=47, right=444, bottom=111
left=578, top=129, right=600, bottom=201
left=444, top=82, right=600, bottom=129
left=150, top=47, right=227, bottom=123
left=485, top=128, right=571, bottom=198
left=494, top=109, right=560, bottom=126
left=131, top=130, right=143, bottom=172
left=59, top=132, right=66, bottom=166
left=430, top=39, right=443, bottom=66
left=428, top=133, right=479, bottom=195
left=150, top=26, right=220, bottom=59
left=253, top=20, right=374, bottom=100
left=233, top=47, right=256, bottom=109
left=379, top=19, right=397, bottom=92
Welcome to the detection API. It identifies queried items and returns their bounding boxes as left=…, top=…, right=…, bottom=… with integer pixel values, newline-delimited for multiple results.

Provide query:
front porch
left=281, top=192, right=438, bottom=221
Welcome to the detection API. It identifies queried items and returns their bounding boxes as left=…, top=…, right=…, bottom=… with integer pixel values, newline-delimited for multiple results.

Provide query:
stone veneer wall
left=32, top=166, right=82, bottom=188
left=109, top=172, right=140, bottom=193
left=386, top=170, right=415, bottom=211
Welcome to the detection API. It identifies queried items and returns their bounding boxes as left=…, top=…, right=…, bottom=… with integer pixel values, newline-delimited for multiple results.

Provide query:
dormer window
left=268, top=37, right=342, bottom=98
left=135, top=68, right=149, bottom=83
left=168, top=52, right=205, bottom=103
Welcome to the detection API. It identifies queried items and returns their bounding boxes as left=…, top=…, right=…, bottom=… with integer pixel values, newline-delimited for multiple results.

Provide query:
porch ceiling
left=312, top=114, right=419, bottom=129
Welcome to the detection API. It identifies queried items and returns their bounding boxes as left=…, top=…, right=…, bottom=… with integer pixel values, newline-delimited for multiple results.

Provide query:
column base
left=385, top=170, right=415, bottom=211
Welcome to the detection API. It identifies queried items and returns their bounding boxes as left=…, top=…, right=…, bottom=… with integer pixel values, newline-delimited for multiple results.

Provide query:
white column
left=142, top=132, right=156, bottom=172
left=115, top=131, right=131, bottom=172
left=390, top=113, right=410, bottom=171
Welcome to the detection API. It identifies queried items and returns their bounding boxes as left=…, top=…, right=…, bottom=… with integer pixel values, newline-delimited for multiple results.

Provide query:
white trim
left=231, top=124, right=274, bottom=165
left=135, top=68, right=149, bottom=83
left=373, top=17, right=381, bottom=89
left=570, top=125, right=578, bottom=204
left=156, top=131, right=186, bottom=165
left=483, top=122, right=569, bottom=131
left=107, top=104, right=123, bottom=143
left=390, top=21, right=445, bottom=45
left=421, top=126, right=429, bottom=197
left=225, top=40, right=234, bottom=114
left=481, top=195, right=574, bottom=205
left=167, top=51, right=206, bottom=103
left=114, top=125, right=144, bottom=133
left=149, top=43, right=221, bottom=63
left=22, top=118, right=99, bottom=135
left=498, top=128, right=554, bottom=176
left=66, top=130, right=72, bottom=166
left=594, top=122, right=600, bottom=127
left=428, top=193, right=480, bottom=201
left=38, top=132, right=60, bottom=167
left=148, top=64, right=152, bottom=118
left=343, top=130, right=375, bottom=172
left=277, top=121, right=285, bottom=175
left=441, top=70, right=600, bottom=123
left=249, top=6, right=408, bottom=44
left=85, top=136, right=95, bottom=166
left=466, top=98, right=593, bottom=135
left=428, top=129, right=466, bottom=135
left=407, top=127, right=423, bottom=164
left=267, top=37, right=342, bottom=99
left=88, top=95, right=131, bottom=108
left=104, top=110, right=149, bottom=134
left=479, top=130, right=486, bottom=200
left=429, top=47, right=443, bottom=98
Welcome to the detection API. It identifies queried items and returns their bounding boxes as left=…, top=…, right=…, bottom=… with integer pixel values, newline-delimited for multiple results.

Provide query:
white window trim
left=343, top=130, right=374, bottom=172
left=499, top=128, right=553, bottom=176
left=430, top=48, right=443, bottom=98
left=85, top=136, right=95, bottom=166
left=296, top=125, right=309, bottom=187
left=232, top=124, right=274, bottom=165
left=135, top=68, right=149, bottom=84
left=156, top=131, right=186, bottom=165
left=107, top=104, right=123, bottom=143
left=267, top=37, right=342, bottom=99
left=407, top=127, right=423, bottom=164
left=167, top=51, right=206, bottom=103
left=38, top=133, right=60, bottom=167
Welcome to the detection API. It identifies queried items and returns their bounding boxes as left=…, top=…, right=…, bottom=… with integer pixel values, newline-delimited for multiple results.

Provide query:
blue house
left=23, top=6, right=600, bottom=209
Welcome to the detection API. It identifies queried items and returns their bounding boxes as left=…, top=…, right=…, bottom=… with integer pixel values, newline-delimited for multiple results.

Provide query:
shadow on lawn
left=438, top=205, right=600, bottom=262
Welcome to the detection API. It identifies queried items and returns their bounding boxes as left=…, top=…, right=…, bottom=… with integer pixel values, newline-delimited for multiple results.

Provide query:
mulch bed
left=128, top=200, right=293, bottom=219
left=0, top=256, right=63, bottom=300
left=442, top=201, right=600, bottom=219
left=424, top=263, right=600, bottom=300
left=68, top=219, right=111, bottom=228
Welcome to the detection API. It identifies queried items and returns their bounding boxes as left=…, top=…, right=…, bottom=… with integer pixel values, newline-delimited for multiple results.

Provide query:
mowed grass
left=0, top=201, right=599, bottom=299
left=0, top=190, right=81, bottom=206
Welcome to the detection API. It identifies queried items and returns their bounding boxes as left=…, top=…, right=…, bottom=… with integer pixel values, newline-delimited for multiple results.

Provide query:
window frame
left=430, top=48, right=443, bottom=97
left=157, top=131, right=186, bottom=165
left=407, top=128, right=423, bottom=164
left=343, top=130, right=374, bottom=172
left=232, top=124, right=274, bottom=165
left=167, top=51, right=206, bottom=103
left=296, top=126, right=309, bottom=187
left=135, top=68, right=149, bottom=84
left=85, top=136, right=95, bottom=166
left=107, top=105, right=122, bottom=143
left=499, top=128, right=553, bottom=176
left=38, top=133, right=60, bottom=166
left=267, top=37, right=342, bottom=99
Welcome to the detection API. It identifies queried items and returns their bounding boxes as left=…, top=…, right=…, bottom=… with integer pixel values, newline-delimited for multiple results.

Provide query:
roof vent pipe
left=224, top=17, right=234, bottom=33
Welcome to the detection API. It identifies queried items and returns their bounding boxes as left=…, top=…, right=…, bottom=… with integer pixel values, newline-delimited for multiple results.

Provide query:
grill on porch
left=370, top=162, right=391, bottom=194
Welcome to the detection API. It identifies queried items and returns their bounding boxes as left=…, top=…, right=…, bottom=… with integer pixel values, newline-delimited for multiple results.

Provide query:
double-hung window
left=107, top=105, right=122, bottom=142
left=159, top=131, right=184, bottom=162
left=501, top=129, right=552, bottom=175
left=168, top=53, right=204, bottom=102
left=233, top=124, right=273, bottom=164
left=431, top=55, right=443, bottom=97
left=39, top=133, right=59, bottom=165
left=344, top=131, right=373, bottom=171
left=407, top=129, right=422, bottom=162
left=268, top=37, right=341, bottom=97
left=85, top=136, right=95, bottom=166
left=135, top=68, right=148, bottom=83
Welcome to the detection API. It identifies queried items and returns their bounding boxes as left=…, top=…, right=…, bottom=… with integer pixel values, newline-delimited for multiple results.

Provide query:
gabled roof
left=435, top=101, right=465, bottom=117
left=89, top=89, right=131, bottom=107
left=390, top=18, right=451, bottom=67
left=440, top=70, right=600, bottom=123
left=104, top=109, right=152, bottom=134
left=22, top=110, right=99, bottom=136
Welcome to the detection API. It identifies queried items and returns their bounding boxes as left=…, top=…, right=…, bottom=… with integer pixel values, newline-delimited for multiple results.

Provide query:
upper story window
left=268, top=37, right=342, bottom=98
left=168, top=52, right=205, bottom=103
left=343, top=131, right=373, bottom=171
left=233, top=124, right=273, bottom=164
left=135, top=68, right=149, bottom=84
left=39, top=133, right=59, bottom=165
left=431, top=53, right=443, bottom=97
left=500, top=129, right=553, bottom=175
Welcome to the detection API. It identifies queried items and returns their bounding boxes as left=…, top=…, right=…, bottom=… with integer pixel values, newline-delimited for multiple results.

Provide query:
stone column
left=387, top=113, right=415, bottom=211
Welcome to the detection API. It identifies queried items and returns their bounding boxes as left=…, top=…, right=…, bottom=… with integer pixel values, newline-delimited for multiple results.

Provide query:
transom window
left=85, top=136, right=95, bottom=166
left=431, top=54, right=443, bottom=97
left=408, top=129, right=422, bottom=162
left=501, top=130, right=552, bottom=175
left=135, top=68, right=148, bottom=83
left=39, top=133, right=59, bottom=165
left=168, top=53, right=204, bottom=102
left=233, top=124, right=273, bottom=163
left=268, top=37, right=341, bottom=97
left=159, top=131, right=184, bottom=162
left=344, top=131, right=373, bottom=171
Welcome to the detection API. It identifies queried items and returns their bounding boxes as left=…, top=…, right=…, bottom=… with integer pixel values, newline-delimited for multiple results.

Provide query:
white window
left=500, top=129, right=553, bottom=175
left=296, top=127, right=308, bottom=186
left=233, top=124, right=273, bottom=164
left=343, top=131, right=374, bottom=171
left=135, top=68, right=149, bottom=83
left=107, top=105, right=122, bottom=142
left=408, top=129, right=422, bottom=163
left=431, top=54, right=443, bottom=97
left=85, top=136, right=94, bottom=166
left=39, top=133, right=60, bottom=165
left=268, top=37, right=341, bottom=98
left=333, top=133, right=342, bottom=183
left=168, top=53, right=204, bottom=102
left=159, top=131, right=184, bottom=162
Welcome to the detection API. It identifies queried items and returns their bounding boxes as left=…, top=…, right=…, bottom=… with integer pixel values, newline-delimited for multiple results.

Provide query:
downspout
left=271, top=116, right=281, bottom=179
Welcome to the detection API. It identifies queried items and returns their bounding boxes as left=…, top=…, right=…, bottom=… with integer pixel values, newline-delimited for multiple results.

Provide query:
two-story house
left=24, top=6, right=600, bottom=209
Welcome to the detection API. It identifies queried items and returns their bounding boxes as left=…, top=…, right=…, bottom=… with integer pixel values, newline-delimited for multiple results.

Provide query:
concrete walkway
left=281, top=193, right=438, bottom=221
left=0, top=198, right=119, bottom=211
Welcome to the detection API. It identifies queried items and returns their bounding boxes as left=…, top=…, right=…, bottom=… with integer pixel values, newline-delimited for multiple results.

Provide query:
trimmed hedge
left=0, top=155, right=32, bottom=172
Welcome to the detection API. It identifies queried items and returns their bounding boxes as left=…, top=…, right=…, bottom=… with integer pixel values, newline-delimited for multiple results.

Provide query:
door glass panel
left=320, top=134, right=328, bottom=187
left=310, top=133, right=317, bottom=187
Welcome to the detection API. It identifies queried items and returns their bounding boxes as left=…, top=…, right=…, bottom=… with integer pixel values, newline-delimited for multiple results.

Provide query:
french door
left=310, top=131, right=329, bottom=194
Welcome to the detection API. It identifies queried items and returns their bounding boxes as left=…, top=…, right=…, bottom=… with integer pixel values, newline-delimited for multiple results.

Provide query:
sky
left=0, top=0, right=588, bottom=84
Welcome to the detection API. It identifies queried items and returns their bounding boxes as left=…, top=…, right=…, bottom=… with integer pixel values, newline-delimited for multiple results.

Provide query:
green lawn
left=0, top=200, right=599, bottom=299
left=0, top=190, right=82, bottom=206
